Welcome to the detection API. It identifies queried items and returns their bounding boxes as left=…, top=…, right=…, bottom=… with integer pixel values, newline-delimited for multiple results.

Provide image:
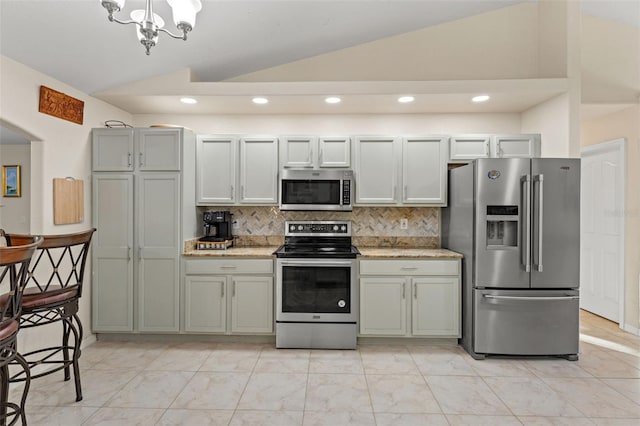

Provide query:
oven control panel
left=285, top=221, right=351, bottom=237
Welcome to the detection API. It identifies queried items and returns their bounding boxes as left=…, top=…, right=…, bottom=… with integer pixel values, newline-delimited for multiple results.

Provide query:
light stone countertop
left=183, top=246, right=279, bottom=258
left=357, top=247, right=463, bottom=259
left=183, top=245, right=462, bottom=259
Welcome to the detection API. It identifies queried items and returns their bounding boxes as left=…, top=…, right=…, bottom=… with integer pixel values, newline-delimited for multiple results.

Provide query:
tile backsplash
left=197, top=206, right=440, bottom=248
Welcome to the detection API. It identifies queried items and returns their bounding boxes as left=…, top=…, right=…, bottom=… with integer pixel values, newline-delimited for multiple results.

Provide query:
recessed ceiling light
left=398, top=96, right=415, bottom=103
left=472, top=95, right=490, bottom=103
left=325, top=97, right=342, bottom=104
left=252, top=97, right=269, bottom=104
left=180, top=97, right=197, bottom=104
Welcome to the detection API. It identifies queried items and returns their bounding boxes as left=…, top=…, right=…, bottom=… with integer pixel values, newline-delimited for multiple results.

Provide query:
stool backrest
left=0, top=236, right=43, bottom=326
left=5, top=229, right=96, bottom=299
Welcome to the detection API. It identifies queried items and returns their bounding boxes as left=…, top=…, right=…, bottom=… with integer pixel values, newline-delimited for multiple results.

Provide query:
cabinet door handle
left=402, top=282, right=406, bottom=299
left=414, top=283, right=418, bottom=299
left=221, top=283, right=224, bottom=298
left=401, top=266, right=418, bottom=270
left=484, top=141, right=490, bottom=157
left=139, top=152, right=144, bottom=166
left=220, top=265, right=237, bottom=270
left=127, top=153, right=132, bottom=167
left=127, top=247, right=132, bottom=261
left=232, top=281, right=236, bottom=297
left=230, top=185, right=234, bottom=199
left=241, top=185, right=245, bottom=199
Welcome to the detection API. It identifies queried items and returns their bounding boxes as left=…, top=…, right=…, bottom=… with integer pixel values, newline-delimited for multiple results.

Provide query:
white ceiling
left=0, top=0, right=638, bottom=118
left=0, top=0, right=534, bottom=94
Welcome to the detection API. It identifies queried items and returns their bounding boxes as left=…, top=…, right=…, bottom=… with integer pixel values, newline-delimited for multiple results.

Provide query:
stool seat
left=0, top=285, right=78, bottom=311
left=0, top=320, right=18, bottom=341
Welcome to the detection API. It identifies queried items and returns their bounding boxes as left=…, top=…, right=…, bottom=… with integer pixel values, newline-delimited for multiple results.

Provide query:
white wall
left=0, top=55, right=132, bottom=351
left=521, top=93, right=574, bottom=157
left=229, top=2, right=545, bottom=82
left=133, top=113, right=522, bottom=136
left=0, top=144, right=31, bottom=233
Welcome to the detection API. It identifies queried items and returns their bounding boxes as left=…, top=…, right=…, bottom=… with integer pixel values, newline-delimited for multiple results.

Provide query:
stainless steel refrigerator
left=442, top=158, right=580, bottom=360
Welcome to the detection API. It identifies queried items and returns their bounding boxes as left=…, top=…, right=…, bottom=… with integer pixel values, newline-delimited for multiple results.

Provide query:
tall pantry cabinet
left=91, top=127, right=197, bottom=333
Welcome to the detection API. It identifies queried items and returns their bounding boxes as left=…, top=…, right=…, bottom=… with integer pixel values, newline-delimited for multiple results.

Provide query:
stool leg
left=66, top=316, right=82, bottom=402
left=13, top=353, right=30, bottom=426
left=1, top=364, right=8, bottom=426
left=62, top=316, right=71, bottom=382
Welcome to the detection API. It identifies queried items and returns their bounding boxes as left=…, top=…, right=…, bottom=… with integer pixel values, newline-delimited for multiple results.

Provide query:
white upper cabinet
left=449, top=135, right=491, bottom=161
left=492, top=134, right=541, bottom=158
left=450, top=134, right=541, bottom=161
left=93, top=128, right=181, bottom=172
left=136, top=129, right=182, bottom=171
left=402, top=136, right=448, bottom=205
left=318, top=137, right=351, bottom=168
left=281, top=136, right=350, bottom=169
left=196, top=135, right=279, bottom=205
left=354, top=136, right=400, bottom=204
left=196, top=136, right=237, bottom=205
left=354, top=135, right=448, bottom=206
left=92, top=129, right=135, bottom=171
left=280, top=136, right=316, bottom=168
left=239, top=137, right=279, bottom=204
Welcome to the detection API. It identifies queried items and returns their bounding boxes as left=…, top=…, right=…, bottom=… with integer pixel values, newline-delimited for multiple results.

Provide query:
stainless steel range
left=274, top=220, right=359, bottom=349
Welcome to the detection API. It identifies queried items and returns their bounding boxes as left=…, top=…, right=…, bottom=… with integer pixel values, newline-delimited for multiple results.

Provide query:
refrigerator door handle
left=534, top=174, right=544, bottom=272
left=521, top=175, right=532, bottom=272
left=483, top=295, right=579, bottom=301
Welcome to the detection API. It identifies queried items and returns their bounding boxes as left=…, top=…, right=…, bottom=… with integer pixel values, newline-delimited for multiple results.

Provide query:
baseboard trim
left=620, top=323, right=640, bottom=336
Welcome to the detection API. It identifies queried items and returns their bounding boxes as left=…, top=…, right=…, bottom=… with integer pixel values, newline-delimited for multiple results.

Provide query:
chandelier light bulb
left=167, top=0, right=202, bottom=29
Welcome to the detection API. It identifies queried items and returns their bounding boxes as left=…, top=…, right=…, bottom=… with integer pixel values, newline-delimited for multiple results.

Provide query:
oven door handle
left=278, top=259, right=355, bottom=267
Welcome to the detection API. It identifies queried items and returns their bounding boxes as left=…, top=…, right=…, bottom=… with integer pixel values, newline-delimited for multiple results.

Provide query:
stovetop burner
left=273, top=220, right=359, bottom=259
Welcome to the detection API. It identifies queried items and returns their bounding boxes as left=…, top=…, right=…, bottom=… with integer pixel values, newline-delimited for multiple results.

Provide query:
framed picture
left=2, top=165, right=21, bottom=197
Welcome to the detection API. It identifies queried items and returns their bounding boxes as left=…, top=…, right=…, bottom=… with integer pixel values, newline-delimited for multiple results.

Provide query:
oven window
left=281, top=180, right=341, bottom=205
left=282, top=265, right=350, bottom=313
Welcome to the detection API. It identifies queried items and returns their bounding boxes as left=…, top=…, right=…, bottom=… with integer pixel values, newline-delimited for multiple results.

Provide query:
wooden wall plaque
left=38, top=86, right=84, bottom=125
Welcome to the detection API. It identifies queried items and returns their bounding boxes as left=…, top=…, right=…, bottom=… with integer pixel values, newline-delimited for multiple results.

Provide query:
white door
left=580, top=139, right=625, bottom=323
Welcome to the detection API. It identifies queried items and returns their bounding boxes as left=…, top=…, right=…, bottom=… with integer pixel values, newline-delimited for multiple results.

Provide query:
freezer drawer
left=474, top=289, right=579, bottom=356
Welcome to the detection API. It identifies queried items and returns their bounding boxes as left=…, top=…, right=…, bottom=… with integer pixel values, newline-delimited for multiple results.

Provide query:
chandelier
left=100, top=0, right=202, bottom=55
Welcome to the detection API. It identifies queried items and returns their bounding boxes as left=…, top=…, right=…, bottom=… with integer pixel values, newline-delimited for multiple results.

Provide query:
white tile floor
left=11, top=310, right=640, bottom=425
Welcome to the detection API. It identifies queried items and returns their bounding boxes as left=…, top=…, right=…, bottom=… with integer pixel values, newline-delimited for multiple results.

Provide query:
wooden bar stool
left=0, top=234, right=42, bottom=426
left=3, top=229, right=95, bottom=403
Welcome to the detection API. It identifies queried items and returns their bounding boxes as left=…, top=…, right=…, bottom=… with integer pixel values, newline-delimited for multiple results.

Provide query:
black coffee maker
left=200, top=210, right=234, bottom=243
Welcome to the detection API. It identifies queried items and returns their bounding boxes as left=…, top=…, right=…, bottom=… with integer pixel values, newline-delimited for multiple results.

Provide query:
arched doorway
left=0, top=119, right=41, bottom=234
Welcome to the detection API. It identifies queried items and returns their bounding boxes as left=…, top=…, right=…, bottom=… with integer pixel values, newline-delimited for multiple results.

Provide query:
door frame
left=580, top=138, right=626, bottom=330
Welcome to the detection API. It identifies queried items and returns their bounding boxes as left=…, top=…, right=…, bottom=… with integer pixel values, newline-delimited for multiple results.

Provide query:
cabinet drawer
left=360, top=259, right=459, bottom=276
left=185, top=259, right=273, bottom=275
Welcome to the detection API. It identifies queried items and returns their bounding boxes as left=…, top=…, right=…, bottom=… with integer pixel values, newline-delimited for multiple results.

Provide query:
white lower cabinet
left=359, top=259, right=461, bottom=338
left=183, top=258, right=274, bottom=334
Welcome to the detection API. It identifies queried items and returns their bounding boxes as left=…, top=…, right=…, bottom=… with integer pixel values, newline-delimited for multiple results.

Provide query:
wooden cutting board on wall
left=53, top=178, right=84, bottom=225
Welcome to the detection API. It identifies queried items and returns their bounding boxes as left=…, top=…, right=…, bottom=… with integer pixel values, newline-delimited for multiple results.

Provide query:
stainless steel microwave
left=279, top=169, right=353, bottom=211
